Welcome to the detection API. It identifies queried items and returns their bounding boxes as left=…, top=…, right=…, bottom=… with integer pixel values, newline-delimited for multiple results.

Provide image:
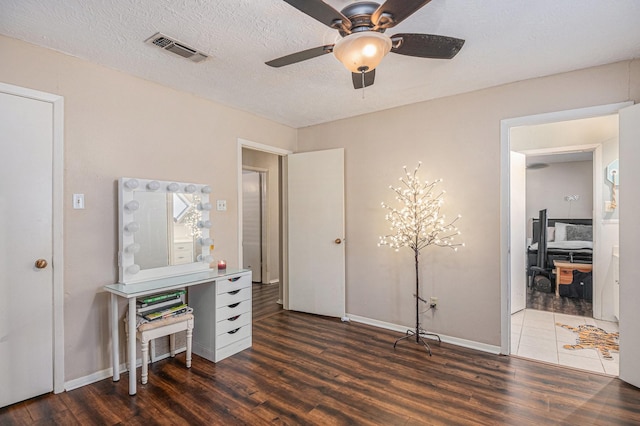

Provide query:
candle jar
left=217, top=260, right=227, bottom=271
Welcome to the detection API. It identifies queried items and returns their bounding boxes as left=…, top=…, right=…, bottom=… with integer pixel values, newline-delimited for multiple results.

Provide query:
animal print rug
left=556, top=323, right=619, bottom=360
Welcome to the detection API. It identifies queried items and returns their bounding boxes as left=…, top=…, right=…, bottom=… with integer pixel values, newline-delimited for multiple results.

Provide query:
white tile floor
left=511, top=309, right=619, bottom=376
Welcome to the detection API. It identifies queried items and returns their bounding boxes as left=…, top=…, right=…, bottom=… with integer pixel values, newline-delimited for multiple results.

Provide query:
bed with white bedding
left=527, top=216, right=593, bottom=278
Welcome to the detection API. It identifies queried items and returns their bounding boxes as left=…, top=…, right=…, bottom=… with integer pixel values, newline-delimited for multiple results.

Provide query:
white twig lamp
left=378, top=162, right=463, bottom=354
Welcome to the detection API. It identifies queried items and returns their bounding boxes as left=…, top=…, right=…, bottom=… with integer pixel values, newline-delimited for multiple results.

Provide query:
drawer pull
left=228, top=277, right=241, bottom=282
left=228, top=289, right=241, bottom=295
left=228, top=302, right=241, bottom=308
left=228, top=328, right=240, bottom=334
left=228, top=315, right=240, bottom=321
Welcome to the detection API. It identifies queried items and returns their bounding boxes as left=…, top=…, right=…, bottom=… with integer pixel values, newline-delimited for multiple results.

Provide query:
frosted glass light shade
left=146, top=180, right=160, bottom=191
left=333, top=31, right=392, bottom=73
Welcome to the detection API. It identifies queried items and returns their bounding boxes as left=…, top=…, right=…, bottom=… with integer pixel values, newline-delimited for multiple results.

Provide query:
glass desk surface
left=104, top=268, right=250, bottom=298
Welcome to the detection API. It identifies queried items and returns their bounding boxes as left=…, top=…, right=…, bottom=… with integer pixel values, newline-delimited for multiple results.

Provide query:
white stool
left=126, top=313, right=194, bottom=384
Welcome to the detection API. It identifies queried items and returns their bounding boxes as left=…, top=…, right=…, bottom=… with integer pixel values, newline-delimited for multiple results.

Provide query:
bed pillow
left=554, top=222, right=570, bottom=241
left=547, top=227, right=555, bottom=242
left=566, top=224, right=593, bottom=241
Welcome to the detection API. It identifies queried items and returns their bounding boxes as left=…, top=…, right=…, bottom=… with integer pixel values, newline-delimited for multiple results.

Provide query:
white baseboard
left=346, top=314, right=502, bottom=355
left=64, top=347, right=186, bottom=391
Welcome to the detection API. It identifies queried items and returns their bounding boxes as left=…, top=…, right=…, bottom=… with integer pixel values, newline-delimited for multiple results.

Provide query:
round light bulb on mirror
left=198, top=220, right=212, bottom=229
left=124, top=200, right=140, bottom=212
left=201, top=185, right=212, bottom=194
left=184, top=184, right=196, bottom=193
left=124, top=178, right=139, bottom=190
left=125, top=243, right=141, bottom=254
left=125, top=222, right=140, bottom=233
left=167, top=182, right=180, bottom=192
left=146, top=180, right=160, bottom=191
left=199, top=237, right=213, bottom=246
left=199, top=202, right=212, bottom=211
left=126, top=264, right=140, bottom=275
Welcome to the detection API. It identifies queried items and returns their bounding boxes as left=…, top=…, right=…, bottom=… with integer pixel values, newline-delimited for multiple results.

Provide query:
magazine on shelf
left=136, top=298, right=184, bottom=315
left=137, top=289, right=186, bottom=307
left=141, top=303, right=189, bottom=322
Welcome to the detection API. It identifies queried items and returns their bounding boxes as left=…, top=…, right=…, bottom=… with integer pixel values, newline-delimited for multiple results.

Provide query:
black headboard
left=532, top=217, right=592, bottom=244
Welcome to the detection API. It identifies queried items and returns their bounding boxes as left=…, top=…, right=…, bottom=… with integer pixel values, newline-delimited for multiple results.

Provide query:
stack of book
left=137, top=289, right=189, bottom=322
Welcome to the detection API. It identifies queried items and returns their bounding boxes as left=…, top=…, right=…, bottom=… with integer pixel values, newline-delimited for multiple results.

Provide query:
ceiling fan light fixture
left=333, top=31, right=392, bottom=73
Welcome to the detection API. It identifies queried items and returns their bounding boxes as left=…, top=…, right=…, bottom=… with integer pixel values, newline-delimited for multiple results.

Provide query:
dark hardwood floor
left=2, top=284, right=638, bottom=425
left=252, top=282, right=282, bottom=321
left=527, top=286, right=593, bottom=317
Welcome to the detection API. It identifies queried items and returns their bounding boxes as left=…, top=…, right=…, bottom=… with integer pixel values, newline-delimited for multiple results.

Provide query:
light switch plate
left=73, top=193, right=85, bottom=209
left=216, top=200, right=227, bottom=211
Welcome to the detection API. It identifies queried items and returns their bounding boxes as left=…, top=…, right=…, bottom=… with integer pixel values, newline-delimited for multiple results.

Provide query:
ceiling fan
left=266, top=0, right=465, bottom=89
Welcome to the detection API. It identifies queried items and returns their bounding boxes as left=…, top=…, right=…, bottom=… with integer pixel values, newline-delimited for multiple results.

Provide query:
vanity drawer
left=172, top=242, right=193, bottom=265
left=217, top=323, right=251, bottom=348
left=217, top=311, right=251, bottom=334
left=216, top=287, right=251, bottom=308
left=216, top=299, right=251, bottom=319
left=216, top=274, right=252, bottom=294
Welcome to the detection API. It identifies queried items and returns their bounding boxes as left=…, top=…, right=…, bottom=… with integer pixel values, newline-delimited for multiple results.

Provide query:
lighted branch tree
left=378, top=162, right=463, bottom=355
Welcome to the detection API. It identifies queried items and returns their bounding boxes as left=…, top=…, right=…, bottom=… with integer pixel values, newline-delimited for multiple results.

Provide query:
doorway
left=239, top=141, right=289, bottom=318
left=501, top=103, right=629, bottom=376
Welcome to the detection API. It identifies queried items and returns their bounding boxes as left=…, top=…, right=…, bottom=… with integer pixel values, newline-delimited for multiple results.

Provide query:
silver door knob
left=35, top=259, right=48, bottom=269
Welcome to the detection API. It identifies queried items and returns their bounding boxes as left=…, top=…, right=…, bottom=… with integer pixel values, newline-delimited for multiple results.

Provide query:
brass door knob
left=35, top=259, right=48, bottom=269
left=335, top=238, right=342, bottom=244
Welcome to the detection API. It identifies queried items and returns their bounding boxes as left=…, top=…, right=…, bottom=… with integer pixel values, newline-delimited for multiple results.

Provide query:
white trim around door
left=499, top=101, right=633, bottom=355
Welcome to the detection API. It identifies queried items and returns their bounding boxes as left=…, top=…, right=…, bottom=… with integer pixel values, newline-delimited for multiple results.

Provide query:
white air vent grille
left=145, top=32, right=209, bottom=63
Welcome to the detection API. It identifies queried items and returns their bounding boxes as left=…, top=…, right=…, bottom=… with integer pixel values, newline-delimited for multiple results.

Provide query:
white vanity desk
left=104, top=268, right=252, bottom=395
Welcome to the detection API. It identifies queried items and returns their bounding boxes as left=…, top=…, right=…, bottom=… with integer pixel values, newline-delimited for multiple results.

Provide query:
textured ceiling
left=1, top=0, right=639, bottom=128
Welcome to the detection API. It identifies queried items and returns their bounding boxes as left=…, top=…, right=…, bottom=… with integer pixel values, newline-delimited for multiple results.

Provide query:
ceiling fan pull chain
left=361, top=70, right=366, bottom=99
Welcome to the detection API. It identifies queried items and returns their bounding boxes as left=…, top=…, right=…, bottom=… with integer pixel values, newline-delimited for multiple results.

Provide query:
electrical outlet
left=429, top=296, right=438, bottom=308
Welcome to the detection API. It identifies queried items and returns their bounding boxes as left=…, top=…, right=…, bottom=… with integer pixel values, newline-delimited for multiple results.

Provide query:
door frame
left=237, top=138, right=292, bottom=305
left=0, top=82, right=65, bottom=393
left=500, top=101, right=632, bottom=355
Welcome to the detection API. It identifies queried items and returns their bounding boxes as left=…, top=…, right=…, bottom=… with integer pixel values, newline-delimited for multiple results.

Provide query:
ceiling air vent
left=145, top=32, right=208, bottom=63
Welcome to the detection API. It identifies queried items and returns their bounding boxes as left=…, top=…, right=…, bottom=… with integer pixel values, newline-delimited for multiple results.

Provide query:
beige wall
left=298, top=59, right=639, bottom=346
left=526, top=160, right=593, bottom=220
left=0, top=35, right=297, bottom=381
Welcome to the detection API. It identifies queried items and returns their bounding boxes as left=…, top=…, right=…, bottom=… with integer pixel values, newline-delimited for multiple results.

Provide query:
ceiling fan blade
left=282, top=0, right=351, bottom=32
left=372, top=0, right=432, bottom=29
left=266, top=45, right=334, bottom=68
left=352, top=69, right=376, bottom=89
left=390, top=33, right=465, bottom=59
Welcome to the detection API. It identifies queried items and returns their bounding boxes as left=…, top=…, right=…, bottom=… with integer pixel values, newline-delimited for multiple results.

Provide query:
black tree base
left=394, top=328, right=441, bottom=356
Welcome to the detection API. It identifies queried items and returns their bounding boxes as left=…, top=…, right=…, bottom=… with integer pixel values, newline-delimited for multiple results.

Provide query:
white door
left=243, top=170, right=262, bottom=282
left=510, top=152, right=527, bottom=314
left=287, top=148, right=345, bottom=318
left=619, top=102, right=640, bottom=388
left=0, top=91, right=54, bottom=407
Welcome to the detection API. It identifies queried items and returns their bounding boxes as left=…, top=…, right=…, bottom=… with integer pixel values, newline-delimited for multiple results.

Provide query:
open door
left=287, top=148, right=346, bottom=318
left=619, top=102, right=640, bottom=388
left=510, top=151, right=527, bottom=314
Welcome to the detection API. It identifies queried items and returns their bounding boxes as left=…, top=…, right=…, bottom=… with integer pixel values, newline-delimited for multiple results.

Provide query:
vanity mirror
left=118, top=177, right=213, bottom=284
